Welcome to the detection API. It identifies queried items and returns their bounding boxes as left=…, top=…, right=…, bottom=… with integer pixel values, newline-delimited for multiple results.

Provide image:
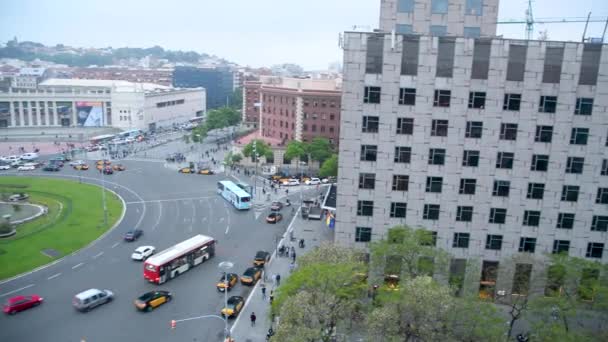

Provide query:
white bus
left=217, top=180, right=252, bottom=210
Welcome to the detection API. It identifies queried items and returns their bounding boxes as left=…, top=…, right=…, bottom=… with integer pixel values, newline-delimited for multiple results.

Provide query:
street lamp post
left=218, top=261, right=234, bottom=339
left=252, top=140, right=258, bottom=198
left=100, top=164, right=108, bottom=226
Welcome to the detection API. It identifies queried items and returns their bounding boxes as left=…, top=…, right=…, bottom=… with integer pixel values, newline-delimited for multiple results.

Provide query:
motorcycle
left=266, top=328, right=275, bottom=341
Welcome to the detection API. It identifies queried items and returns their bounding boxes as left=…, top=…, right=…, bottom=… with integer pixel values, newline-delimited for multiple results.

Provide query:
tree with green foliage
left=242, top=139, right=273, bottom=162
left=271, top=244, right=368, bottom=342
left=204, top=107, right=241, bottom=131
left=191, top=124, right=208, bottom=143
left=0, top=221, right=13, bottom=234
left=229, top=87, right=243, bottom=109
left=319, top=154, right=338, bottom=178
left=308, top=137, right=333, bottom=164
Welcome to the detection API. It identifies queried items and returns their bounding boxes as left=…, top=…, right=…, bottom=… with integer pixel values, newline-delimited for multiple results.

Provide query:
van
left=72, top=288, right=114, bottom=312
left=20, top=152, right=39, bottom=161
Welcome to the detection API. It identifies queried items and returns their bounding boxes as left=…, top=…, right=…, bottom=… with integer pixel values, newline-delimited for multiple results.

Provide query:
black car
left=124, top=229, right=143, bottom=242
left=134, top=291, right=172, bottom=312
left=43, top=164, right=60, bottom=172
left=253, top=251, right=270, bottom=267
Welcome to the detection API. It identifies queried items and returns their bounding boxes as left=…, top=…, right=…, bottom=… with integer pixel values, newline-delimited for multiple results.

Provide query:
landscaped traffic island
left=0, top=176, right=123, bottom=280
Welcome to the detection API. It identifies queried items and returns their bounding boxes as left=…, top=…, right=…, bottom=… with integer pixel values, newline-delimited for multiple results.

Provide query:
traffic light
left=171, top=320, right=176, bottom=329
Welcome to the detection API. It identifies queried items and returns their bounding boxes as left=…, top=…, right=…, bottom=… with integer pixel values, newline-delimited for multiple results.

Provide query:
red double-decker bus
left=144, top=234, right=216, bottom=284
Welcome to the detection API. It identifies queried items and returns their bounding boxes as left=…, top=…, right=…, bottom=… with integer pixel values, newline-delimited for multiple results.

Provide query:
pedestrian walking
left=250, top=312, right=256, bottom=327
left=269, top=291, right=274, bottom=304
left=292, top=251, right=296, bottom=262
left=261, top=284, right=266, bottom=300
left=289, top=262, right=295, bottom=273
left=276, top=274, right=281, bottom=286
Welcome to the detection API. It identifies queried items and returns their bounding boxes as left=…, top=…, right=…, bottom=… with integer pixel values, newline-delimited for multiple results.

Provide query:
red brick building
left=243, top=76, right=341, bottom=146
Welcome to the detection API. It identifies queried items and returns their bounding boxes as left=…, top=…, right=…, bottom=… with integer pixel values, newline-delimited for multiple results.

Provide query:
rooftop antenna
left=582, top=12, right=592, bottom=42
left=525, top=0, right=534, bottom=40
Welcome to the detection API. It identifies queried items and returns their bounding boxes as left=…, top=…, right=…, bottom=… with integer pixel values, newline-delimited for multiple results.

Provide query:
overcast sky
left=1, top=0, right=606, bottom=70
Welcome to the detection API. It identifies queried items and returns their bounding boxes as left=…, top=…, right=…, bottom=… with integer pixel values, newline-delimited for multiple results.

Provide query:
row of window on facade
left=354, top=225, right=605, bottom=259
left=364, top=87, right=596, bottom=117
left=396, top=0, right=484, bottom=16
left=365, top=34, right=602, bottom=86
left=261, top=95, right=339, bottom=108
left=156, top=99, right=185, bottom=108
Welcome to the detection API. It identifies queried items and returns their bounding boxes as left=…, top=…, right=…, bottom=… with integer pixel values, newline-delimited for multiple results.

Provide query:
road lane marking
left=225, top=225, right=230, bottom=234
left=151, top=201, right=163, bottom=231
left=72, top=262, right=84, bottom=269
left=93, top=252, right=104, bottom=259
left=111, top=242, right=120, bottom=248
left=125, top=196, right=214, bottom=205
left=47, top=273, right=61, bottom=280
left=0, top=284, right=34, bottom=297
left=219, top=217, right=224, bottom=222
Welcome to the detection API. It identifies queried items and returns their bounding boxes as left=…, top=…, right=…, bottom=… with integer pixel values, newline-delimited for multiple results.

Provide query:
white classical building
left=337, top=0, right=608, bottom=295
left=0, top=78, right=205, bottom=131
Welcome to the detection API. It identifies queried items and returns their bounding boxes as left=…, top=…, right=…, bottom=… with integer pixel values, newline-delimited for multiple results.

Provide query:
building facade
left=244, top=76, right=342, bottom=146
left=380, top=0, right=499, bottom=37
left=0, top=78, right=205, bottom=130
left=173, top=66, right=234, bottom=109
left=68, top=67, right=173, bottom=86
left=337, top=30, right=608, bottom=294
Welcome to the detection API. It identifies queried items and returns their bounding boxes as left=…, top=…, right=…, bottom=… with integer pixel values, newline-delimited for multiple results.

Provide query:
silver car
left=73, top=288, right=114, bottom=312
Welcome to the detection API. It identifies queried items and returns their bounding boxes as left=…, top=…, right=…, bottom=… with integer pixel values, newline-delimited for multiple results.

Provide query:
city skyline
left=1, top=0, right=607, bottom=70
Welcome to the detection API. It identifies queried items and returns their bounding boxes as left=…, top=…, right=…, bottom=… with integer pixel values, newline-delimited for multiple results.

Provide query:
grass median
left=0, top=176, right=123, bottom=280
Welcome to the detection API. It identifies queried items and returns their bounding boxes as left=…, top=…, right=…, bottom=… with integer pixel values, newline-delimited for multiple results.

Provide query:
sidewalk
left=230, top=193, right=334, bottom=341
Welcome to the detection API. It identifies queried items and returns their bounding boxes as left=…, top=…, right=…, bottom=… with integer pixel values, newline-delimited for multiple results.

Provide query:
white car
left=305, top=178, right=321, bottom=185
left=131, top=246, right=155, bottom=261
left=17, top=165, right=36, bottom=171
left=1, top=155, right=20, bottom=163
left=20, top=152, right=39, bottom=161
left=0, top=164, right=10, bottom=170
left=283, top=179, right=300, bottom=186
left=69, top=160, right=86, bottom=166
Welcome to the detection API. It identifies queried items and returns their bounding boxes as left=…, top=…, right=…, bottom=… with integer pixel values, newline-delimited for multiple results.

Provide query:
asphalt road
left=0, top=156, right=295, bottom=341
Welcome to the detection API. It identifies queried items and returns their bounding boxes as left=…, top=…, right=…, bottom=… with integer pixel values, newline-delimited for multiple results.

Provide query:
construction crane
left=497, top=0, right=608, bottom=41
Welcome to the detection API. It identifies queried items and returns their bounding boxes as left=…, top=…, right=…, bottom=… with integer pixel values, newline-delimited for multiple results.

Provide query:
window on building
left=399, top=88, right=416, bottom=105
left=523, top=210, right=541, bottom=226
left=535, top=125, right=553, bottom=143
left=496, top=152, right=514, bottom=169
left=397, top=0, right=414, bottom=13
left=531, top=154, right=549, bottom=171
left=394, top=146, right=412, bottom=163
left=360, top=145, right=378, bottom=161
left=396, top=118, right=414, bottom=135
left=492, top=180, right=510, bottom=197
left=303, top=124, right=308, bottom=131
left=551, top=240, right=569, bottom=254
left=311, top=124, right=317, bottom=132
left=602, top=160, right=608, bottom=176
left=362, top=116, right=379, bottom=133
left=401, top=36, right=420, bottom=76
left=591, top=216, right=608, bottom=232
left=503, top=93, right=522, bottom=111
left=355, top=227, right=372, bottom=242
left=390, top=202, right=407, bottom=218
left=466, top=0, right=483, bottom=15
left=486, top=235, right=503, bottom=250
left=579, top=44, right=602, bottom=85
left=392, top=175, right=410, bottom=191
left=500, top=123, right=518, bottom=140
left=557, top=213, right=575, bottom=229
left=597, top=188, right=608, bottom=204
left=459, top=178, right=476, bottom=195
left=364, top=86, right=381, bottom=104
left=519, top=237, right=537, bottom=253
left=471, top=38, right=491, bottom=79
left=506, top=44, right=527, bottom=82
left=453, top=233, right=470, bottom=248
left=359, top=173, right=375, bottom=189
left=539, top=96, right=557, bottom=113
left=489, top=208, right=507, bottom=224
left=396, top=24, right=413, bottom=34
left=561, top=185, right=580, bottom=202
left=436, top=37, right=456, bottom=77
left=574, top=98, right=594, bottom=115
left=433, top=90, right=451, bottom=107
left=570, top=128, right=589, bottom=145
left=431, top=119, right=448, bottom=136
left=586, top=242, right=604, bottom=259
left=423, top=204, right=440, bottom=220
left=425, top=176, right=443, bottom=193
left=366, top=34, right=384, bottom=74
left=357, top=200, right=374, bottom=216
left=463, top=150, right=480, bottom=167
left=513, top=263, right=533, bottom=295
left=465, top=121, right=483, bottom=138
left=527, top=183, right=545, bottom=199
left=330, top=114, right=335, bottom=120
left=329, top=126, right=334, bottom=133
left=456, top=206, right=473, bottom=222
left=430, top=25, right=448, bottom=36
left=468, top=92, right=486, bottom=109
left=542, top=46, right=564, bottom=84
left=566, top=157, right=585, bottom=174
left=464, top=27, right=481, bottom=38
left=431, top=0, right=448, bottom=14
left=428, top=148, right=446, bottom=165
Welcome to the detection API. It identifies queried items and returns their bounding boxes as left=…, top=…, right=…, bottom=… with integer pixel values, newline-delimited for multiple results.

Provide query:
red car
left=3, top=295, right=43, bottom=315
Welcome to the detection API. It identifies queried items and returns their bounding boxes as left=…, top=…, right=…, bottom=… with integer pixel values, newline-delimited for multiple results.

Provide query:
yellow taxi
left=198, top=169, right=214, bottom=175
left=113, top=164, right=126, bottom=171
left=216, top=273, right=238, bottom=292
left=96, top=160, right=111, bottom=166
left=221, top=296, right=244, bottom=318
left=134, top=290, right=172, bottom=312
left=178, top=167, right=194, bottom=174
left=74, top=164, right=89, bottom=171
left=240, top=267, right=262, bottom=286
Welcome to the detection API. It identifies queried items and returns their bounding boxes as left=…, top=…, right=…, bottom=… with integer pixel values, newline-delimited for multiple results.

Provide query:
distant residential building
left=244, top=76, right=342, bottom=146
left=173, top=66, right=234, bottom=109
left=11, top=67, right=47, bottom=89
left=0, top=78, right=205, bottom=130
left=69, top=67, right=173, bottom=86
